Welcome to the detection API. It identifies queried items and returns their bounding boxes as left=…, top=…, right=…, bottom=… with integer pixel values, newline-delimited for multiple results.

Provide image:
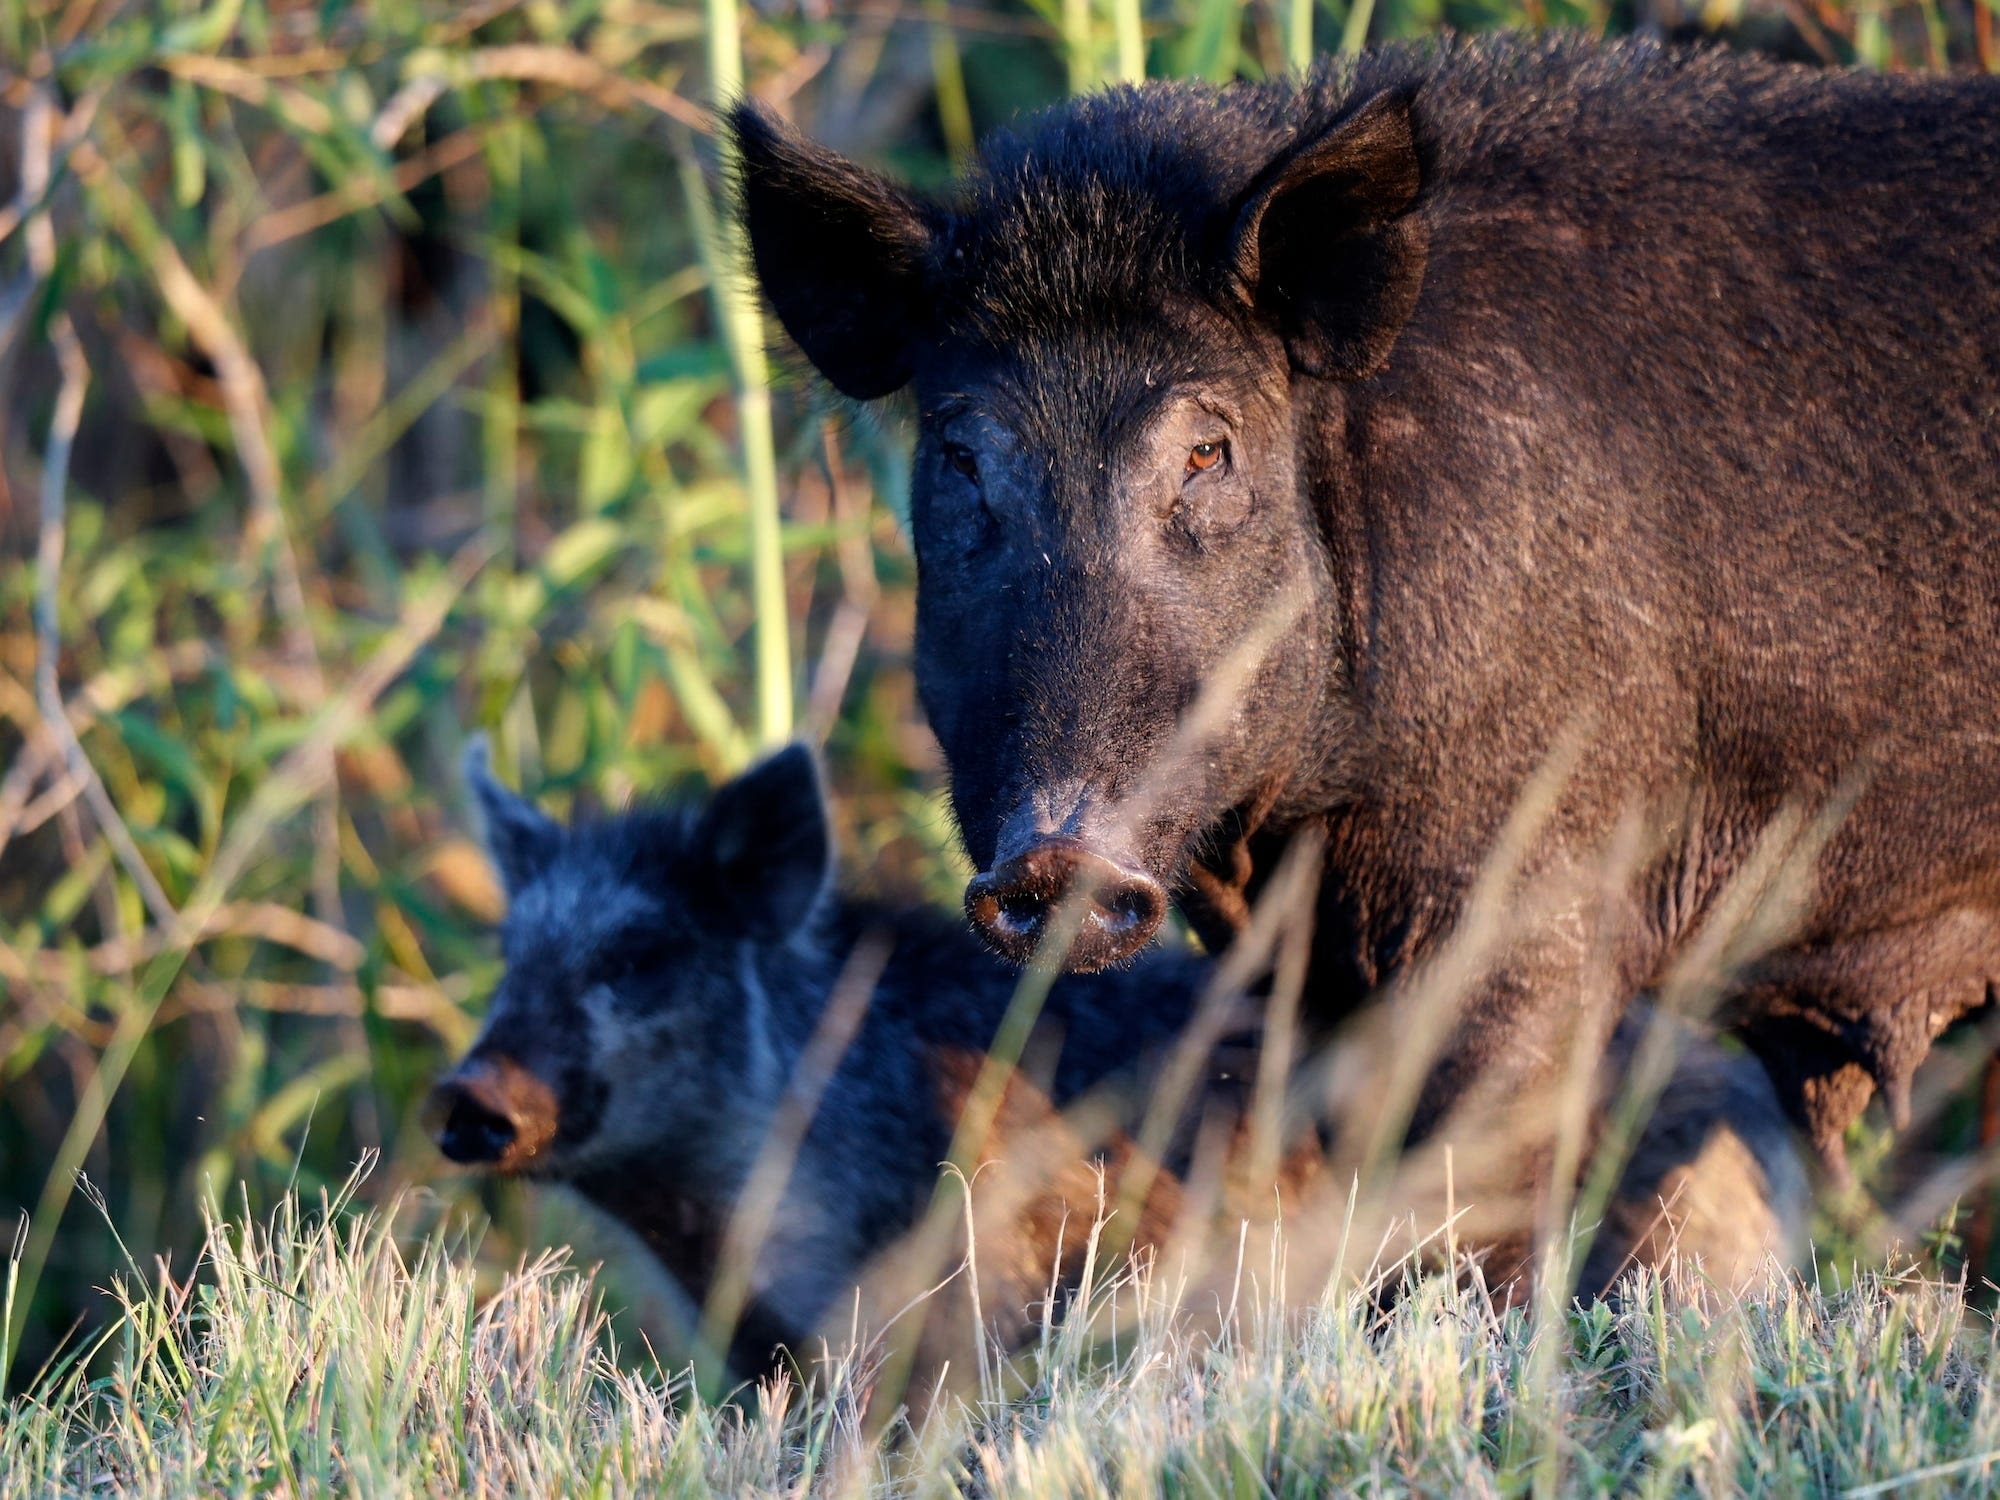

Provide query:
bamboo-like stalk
left=1288, top=0, right=1315, bottom=71
left=1113, top=0, right=1146, bottom=83
left=1341, top=0, right=1374, bottom=55
left=704, top=0, right=793, bottom=752
left=1063, top=0, right=1094, bottom=91
left=484, top=116, right=521, bottom=568
left=924, top=0, right=977, bottom=161
left=1855, top=0, right=1891, bottom=66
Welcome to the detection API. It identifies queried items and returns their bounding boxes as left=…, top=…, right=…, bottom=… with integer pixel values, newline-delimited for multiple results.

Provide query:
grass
left=4, top=1181, right=1999, bottom=1497
left=4, top=0, right=2000, bottom=1482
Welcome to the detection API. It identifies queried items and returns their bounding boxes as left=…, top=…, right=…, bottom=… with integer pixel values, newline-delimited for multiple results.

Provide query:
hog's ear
left=1229, top=91, right=1428, bottom=381
left=696, top=743, right=833, bottom=939
left=464, top=735, right=559, bottom=895
left=730, top=102, right=934, bottom=401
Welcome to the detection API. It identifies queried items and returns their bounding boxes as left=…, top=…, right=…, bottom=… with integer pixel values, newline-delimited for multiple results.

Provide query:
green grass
left=4, top=0, right=2000, bottom=1474
left=4, top=1183, right=1999, bottom=1497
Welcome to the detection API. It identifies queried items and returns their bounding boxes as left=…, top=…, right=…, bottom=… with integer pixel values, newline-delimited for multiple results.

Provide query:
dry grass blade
left=697, top=931, right=892, bottom=1380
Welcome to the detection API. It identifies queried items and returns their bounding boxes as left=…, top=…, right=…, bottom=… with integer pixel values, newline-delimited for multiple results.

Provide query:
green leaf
left=159, top=0, right=248, bottom=54
left=112, top=709, right=214, bottom=816
left=632, top=378, right=724, bottom=449
left=42, top=846, right=111, bottom=930
left=579, top=410, right=636, bottom=513
left=542, top=518, right=626, bottom=589
left=169, top=80, right=207, bottom=210
left=245, top=1053, right=371, bottom=1165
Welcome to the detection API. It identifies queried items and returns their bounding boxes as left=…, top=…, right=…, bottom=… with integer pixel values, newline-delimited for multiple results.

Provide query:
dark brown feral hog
left=432, top=742, right=1804, bottom=1380
left=732, top=35, right=2000, bottom=1180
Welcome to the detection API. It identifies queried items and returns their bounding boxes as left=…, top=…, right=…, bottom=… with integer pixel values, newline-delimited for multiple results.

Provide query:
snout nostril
left=437, top=1090, right=517, bottom=1165
left=1098, top=884, right=1154, bottom=932
left=995, top=890, right=1048, bottom=934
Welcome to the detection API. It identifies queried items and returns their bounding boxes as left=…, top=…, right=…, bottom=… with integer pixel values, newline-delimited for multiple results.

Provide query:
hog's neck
left=748, top=894, right=1016, bottom=1052
left=568, top=1169, right=727, bottom=1297
left=726, top=914, right=861, bottom=1079
left=560, top=1171, right=809, bottom=1379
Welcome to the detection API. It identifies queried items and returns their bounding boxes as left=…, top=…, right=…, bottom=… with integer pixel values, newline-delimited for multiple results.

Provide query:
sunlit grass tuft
left=6, top=0, right=1998, bottom=1443
left=5, top=1179, right=2000, bottom=1497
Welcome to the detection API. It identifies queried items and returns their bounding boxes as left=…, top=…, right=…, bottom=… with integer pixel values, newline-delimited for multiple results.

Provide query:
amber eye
left=945, top=444, right=979, bottom=481
left=1186, top=441, right=1226, bottom=476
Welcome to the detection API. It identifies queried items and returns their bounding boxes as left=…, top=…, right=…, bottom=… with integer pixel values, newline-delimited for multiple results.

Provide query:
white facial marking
left=736, top=943, right=781, bottom=1100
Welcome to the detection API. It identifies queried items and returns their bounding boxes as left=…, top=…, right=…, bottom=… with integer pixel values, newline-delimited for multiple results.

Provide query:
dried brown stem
left=804, top=425, right=881, bottom=743
left=23, top=82, right=181, bottom=933
left=86, top=143, right=352, bottom=1073
left=697, top=931, right=892, bottom=1372
left=157, top=54, right=339, bottom=135
left=372, top=43, right=712, bottom=142
left=23, top=901, right=368, bottom=981
left=244, top=123, right=495, bottom=255
left=0, top=84, right=104, bottom=249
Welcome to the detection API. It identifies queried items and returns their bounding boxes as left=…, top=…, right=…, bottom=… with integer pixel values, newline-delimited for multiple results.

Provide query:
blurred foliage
left=0, top=0, right=1995, bottom=1389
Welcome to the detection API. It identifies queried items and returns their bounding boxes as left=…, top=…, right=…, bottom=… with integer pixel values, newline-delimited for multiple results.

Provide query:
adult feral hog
left=431, top=741, right=1804, bottom=1379
left=732, top=35, right=2000, bottom=1178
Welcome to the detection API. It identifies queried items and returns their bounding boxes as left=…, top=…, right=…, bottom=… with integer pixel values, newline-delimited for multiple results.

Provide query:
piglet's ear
left=464, top=735, right=560, bottom=896
left=1229, top=91, right=1429, bottom=381
left=696, top=743, right=833, bottom=940
left=731, top=102, right=935, bottom=401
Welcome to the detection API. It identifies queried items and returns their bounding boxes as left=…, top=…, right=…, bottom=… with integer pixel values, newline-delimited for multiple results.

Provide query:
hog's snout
left=427, top=1057, right=559, bottom=1170
left=965, top=840, right=1166, bottom=970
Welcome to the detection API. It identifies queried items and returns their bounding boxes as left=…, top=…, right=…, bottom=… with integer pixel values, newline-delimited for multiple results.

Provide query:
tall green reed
left=705, top=0, right=793, bottom=751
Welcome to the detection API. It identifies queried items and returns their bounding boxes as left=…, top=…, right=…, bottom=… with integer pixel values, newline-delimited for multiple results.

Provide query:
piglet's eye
left=945, top=444, right=980, bottom=482
left=1186, top=441, right=1227, bottom=477
left=594, top=932, right=674, bottom=990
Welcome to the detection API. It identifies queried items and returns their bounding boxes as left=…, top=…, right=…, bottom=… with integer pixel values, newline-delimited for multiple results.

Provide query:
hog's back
left=1322, top=43, right=2000, bottom=1164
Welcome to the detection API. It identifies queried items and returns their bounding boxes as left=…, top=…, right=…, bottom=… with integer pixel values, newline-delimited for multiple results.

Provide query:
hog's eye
left=1186, top=441, right=1227, bottom=478
left=944, top=443, right=980, bottom=482
left=592, top=931, right=674, bottom=992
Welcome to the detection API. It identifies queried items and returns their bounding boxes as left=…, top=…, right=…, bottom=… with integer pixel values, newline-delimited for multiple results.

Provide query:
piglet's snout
left=428, top=1056, right=559, bottom=1169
